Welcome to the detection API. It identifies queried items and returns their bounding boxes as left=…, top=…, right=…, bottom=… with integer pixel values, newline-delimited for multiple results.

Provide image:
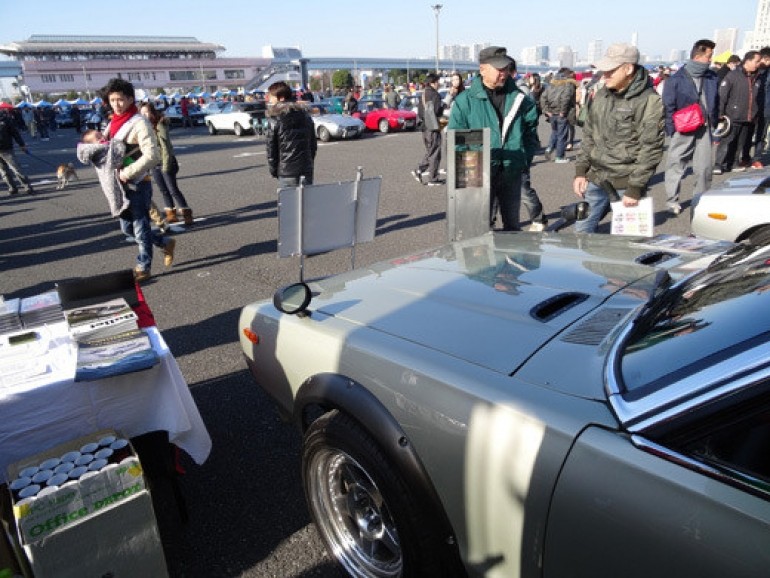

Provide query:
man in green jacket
left=448, top=46, right=539, bottom=231
left=573, top=43, right=665, bottom=233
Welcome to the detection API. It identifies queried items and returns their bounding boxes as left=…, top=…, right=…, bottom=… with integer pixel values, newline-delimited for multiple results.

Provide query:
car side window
left=659, top=387, right=770, bottom=495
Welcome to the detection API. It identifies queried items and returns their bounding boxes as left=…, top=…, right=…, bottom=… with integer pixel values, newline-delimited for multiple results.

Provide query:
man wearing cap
left=448, top=46, right=539, bottom=231
left=573, top=43, right=664, bottom=233
left=662, top=39, right=719, bottom=216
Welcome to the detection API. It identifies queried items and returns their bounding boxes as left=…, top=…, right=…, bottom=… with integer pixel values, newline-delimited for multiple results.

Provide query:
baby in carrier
left=77, top=129, right=166, bottom=229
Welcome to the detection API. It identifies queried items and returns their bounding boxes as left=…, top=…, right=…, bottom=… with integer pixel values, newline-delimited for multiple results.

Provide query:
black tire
left=378, top=118, right=390, bottom=133
left=748, top=226, right=770, bottom=246
left=207, top=122, right=217, bottom=135
left=302, top=410, right=444, bottom=577
left=318, top=126, right=331, bottom=142
left=234, top=122, right=244, bottom=137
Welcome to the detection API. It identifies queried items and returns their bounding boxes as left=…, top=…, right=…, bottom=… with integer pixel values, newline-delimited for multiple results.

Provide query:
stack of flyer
left=64, top=298, right=159, bottom=381
left=64, top=298, right=139, bottom=342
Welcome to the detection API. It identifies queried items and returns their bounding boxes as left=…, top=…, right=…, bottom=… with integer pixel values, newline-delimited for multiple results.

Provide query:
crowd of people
left=3, top=37, right=768, bottom=280
left=436, top=38, right=770, bottom=233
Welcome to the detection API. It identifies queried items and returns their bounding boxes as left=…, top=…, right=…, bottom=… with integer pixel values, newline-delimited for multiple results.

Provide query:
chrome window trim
left=632, top=435, right=770, bottom=500
left=605, top=319, right=770, bottom=432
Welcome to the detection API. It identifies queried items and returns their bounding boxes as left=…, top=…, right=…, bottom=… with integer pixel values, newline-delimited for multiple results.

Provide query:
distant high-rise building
left=587, top=40, right=603, bottom=66
left=669, top=49, right=687, bottom=63
left=440, top=43, right=487, bottom=63
left=747, top=0, right=770, bottom=49
left=521, top=46, right=537, bottom=66
left=631, top=32, right=638, bottom=47
left=520, top=45, right=549, bottom=66
left=556, top=46, right=576, bottom=68
left=715, top=27, right=740, bottom=55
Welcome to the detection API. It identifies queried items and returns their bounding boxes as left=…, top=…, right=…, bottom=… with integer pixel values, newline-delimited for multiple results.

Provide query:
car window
left=620, top=246, right=770, bottom=396
left=656, top=387, right=770, bottom=496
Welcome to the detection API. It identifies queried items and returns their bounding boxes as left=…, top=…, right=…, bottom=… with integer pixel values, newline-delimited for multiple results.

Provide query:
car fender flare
left=294, top=372, right=465, bottom=572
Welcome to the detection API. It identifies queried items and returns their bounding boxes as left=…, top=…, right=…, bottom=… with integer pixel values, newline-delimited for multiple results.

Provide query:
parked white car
left=204, top=102, right=266, bottom=136
left=691, top=170, right=770, bottom=245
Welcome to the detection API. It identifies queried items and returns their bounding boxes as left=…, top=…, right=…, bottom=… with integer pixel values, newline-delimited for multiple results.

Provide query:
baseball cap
left=479, top=46, right=514, bottom=69
left=595, top=43, right=640, bottom=72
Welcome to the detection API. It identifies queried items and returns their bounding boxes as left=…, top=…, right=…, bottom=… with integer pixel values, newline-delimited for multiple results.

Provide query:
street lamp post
left=431, top=4, right=442, bottom=74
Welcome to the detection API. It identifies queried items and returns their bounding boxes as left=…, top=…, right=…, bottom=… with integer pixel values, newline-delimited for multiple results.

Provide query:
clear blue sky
left=0, top=0, right=756, bottom=61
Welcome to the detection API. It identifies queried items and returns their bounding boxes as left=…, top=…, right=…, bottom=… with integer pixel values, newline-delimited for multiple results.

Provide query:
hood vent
left=561, top=307, right=629, bottom=345
left=635, top=251, right=675, bottom=266
left=530, top=292, right=589, bottom=322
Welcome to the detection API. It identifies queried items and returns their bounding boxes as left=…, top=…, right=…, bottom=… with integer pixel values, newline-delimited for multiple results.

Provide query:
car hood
left=309, top=232, right=730, bottom=377
left=314, top=114, right=363, bottom=126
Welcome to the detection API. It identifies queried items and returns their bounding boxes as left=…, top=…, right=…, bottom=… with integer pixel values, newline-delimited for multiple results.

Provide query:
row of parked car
left=197, top=96, right=419, bottom=142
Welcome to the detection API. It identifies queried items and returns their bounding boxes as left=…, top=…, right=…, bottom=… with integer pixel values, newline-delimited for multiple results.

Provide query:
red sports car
left=353, top=99, right=418, bottom=133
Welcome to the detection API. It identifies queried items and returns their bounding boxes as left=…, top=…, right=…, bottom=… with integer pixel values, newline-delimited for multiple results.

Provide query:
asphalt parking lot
left=1, top=120, right=727, bottom=577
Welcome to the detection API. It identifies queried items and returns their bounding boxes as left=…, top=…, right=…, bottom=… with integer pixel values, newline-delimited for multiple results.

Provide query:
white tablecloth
left=0, top=323, right=212, bottom=477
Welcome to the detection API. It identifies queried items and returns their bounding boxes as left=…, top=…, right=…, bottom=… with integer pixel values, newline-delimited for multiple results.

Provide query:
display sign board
left=277, top=177, right=381, bottom=258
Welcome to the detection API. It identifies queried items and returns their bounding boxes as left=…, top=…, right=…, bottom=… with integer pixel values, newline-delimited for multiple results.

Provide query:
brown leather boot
left=180, top=208, right=194, bottom=226
left=165, top=208, right=180, bottom=223
left=149, top=203, right=167, bottom=233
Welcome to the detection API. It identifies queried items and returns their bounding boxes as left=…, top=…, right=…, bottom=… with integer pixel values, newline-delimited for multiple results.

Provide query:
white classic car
left=691, top=170, right=770, bottom=245
left=204, top=101, right=266, bottom=136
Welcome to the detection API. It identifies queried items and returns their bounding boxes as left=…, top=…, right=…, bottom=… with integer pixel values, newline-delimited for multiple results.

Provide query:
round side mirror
left=273, top=282, right=312, bottom=315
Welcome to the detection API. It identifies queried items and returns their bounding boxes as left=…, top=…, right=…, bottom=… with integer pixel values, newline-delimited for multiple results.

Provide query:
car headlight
left=397, top=118, right=405, bottom=125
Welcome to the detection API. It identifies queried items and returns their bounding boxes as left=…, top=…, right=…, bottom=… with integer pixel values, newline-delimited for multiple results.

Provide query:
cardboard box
left=22, top=491, right=167, bottom=578
left=5, top=430, right=168, bottom=577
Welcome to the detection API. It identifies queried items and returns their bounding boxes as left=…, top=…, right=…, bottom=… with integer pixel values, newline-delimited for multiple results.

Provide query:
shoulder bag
left=672, top=76, right=705, bottom=134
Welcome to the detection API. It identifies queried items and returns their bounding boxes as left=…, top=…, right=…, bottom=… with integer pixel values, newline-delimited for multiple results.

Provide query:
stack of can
left=9, top=434, right=134, bottom=503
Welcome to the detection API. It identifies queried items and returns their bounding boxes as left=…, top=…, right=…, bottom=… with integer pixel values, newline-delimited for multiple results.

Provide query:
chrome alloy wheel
left=307, top=448, right=403, bottom=577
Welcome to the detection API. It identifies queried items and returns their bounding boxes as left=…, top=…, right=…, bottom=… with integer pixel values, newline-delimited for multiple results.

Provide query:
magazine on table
left=19, top=291, right=64, bottom=328
left=74, top=328, right=159, bottom=382
left=64, top=297, right=139, bottom=341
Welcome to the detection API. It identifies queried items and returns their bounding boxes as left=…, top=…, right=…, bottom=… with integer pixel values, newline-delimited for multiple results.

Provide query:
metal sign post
left=446, top=128, right=491, bottom=242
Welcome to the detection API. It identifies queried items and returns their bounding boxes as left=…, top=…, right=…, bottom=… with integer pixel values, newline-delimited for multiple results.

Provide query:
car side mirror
left=273, top=282, right=312, bottom=315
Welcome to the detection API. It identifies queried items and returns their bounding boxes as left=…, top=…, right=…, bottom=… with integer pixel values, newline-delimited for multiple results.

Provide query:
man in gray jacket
left=412, top=73, right=445, bottom=186
left=541, top=68, right=577, bottom=163
left=573, top=43, right=665, bottom=233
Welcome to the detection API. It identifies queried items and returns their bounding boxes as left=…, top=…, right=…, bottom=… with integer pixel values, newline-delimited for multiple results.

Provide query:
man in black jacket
left=714, top=51, right=763, bottom=173
left=412, top=73, right=445, bottom=186
left=266, top=81, right=317, bottom=187
left=0, top=109, right=35, bottom=195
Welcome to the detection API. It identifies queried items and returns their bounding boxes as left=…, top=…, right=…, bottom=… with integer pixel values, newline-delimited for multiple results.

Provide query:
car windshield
left=620, top=244, right=770, bottom=396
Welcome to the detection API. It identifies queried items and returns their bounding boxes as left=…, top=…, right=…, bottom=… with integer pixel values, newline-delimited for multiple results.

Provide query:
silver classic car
left=308, top=103, right=365, bottom=141
left=239, top=232, right=770, bottom=578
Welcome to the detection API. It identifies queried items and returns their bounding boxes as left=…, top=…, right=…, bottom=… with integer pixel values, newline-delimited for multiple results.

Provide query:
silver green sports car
left=239, top=231, right=770, bottom=578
